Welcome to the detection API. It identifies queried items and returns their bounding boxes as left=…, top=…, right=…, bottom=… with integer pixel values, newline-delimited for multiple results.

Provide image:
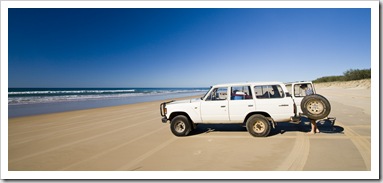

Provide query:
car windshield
left=201, top=86, right=212, bottom=100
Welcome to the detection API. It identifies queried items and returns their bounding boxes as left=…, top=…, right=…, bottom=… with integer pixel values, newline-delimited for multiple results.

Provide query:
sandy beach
left=7, top=80, right=373, bottom=175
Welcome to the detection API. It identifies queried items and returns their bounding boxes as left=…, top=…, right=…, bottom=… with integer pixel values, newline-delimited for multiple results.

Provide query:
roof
left=212, top=81, right=284, bottom=87
left=284, top=81, right=313, bottom=85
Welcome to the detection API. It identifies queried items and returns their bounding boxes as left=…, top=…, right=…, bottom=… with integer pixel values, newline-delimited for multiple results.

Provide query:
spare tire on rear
left=301, top=94, right=331, bottom=120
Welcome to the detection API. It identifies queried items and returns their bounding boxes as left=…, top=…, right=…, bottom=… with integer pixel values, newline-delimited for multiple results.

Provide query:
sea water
left=8, top=88, right=208, bottom=117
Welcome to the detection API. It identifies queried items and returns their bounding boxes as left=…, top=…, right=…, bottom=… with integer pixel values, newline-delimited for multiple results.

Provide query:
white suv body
left=160, top=81, right=330, bottom=137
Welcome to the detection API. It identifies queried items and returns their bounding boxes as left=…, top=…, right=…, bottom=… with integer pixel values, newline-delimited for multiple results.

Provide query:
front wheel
left=170, top=115, right=192, bottom=137
left=246, top=115, right=271, bottom=137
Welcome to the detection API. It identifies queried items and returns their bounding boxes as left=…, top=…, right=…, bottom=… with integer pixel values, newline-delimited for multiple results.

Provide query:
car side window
left=254, top=85, right=284, bottom=99
left=231, top=86, right=253, bottom=100
left=205, top=87, right=228, bottom=101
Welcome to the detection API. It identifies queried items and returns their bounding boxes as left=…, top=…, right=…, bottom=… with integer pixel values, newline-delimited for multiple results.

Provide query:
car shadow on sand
left=189, top=118, right=344, bottom=137
left=189, top=124, right=247, bottom=136
left=269, top=121, right=344, bottom=137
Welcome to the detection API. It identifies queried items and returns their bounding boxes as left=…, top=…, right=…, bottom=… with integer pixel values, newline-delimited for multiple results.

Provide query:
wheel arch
left=169, top=111, right=194, bottom=124
left=243, top=111, right=275, bottom=128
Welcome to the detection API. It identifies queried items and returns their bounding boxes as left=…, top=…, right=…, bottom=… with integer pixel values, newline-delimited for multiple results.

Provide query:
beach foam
left=8, top=88, right=207, bottom=117
left=8, top=88, right=208, bottom=105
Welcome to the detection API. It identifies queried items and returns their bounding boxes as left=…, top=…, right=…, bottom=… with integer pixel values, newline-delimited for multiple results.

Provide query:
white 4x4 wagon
left=160, top=81, right=331, bottom=137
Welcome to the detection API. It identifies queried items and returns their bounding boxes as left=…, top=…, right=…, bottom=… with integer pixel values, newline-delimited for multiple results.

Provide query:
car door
left=200, top=87, right=230, bottom=123
left=292, top=83, right=315, bottom=113
left=229, top=85, right=255, bottom=122
left=254, top=85, right=294, bottom=122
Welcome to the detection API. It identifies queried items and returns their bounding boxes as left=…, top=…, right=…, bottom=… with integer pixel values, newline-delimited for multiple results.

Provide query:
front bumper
left=160, top=100, right=174, bottom=123
left=161, top=117, right=168, bottom=123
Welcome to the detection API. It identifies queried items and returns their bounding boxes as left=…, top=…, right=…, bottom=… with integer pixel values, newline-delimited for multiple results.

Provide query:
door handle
left=279, top=104, right=289, bottom=107
left=248, top=105, right=254, bottom=107
left=221, top=106, right=226, bottom=108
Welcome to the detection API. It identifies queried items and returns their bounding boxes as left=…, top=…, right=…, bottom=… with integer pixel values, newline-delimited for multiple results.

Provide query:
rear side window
left=254, top=85, right=284, bottom=99
left=230, top=86, right=253, bottom=100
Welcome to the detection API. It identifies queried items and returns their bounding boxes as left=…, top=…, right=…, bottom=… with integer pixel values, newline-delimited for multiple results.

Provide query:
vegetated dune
left=314, top=79, right=371, bottom=89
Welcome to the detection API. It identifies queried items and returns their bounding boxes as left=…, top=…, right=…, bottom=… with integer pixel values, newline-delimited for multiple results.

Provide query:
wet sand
left=6, top=81, right=376, bottom=179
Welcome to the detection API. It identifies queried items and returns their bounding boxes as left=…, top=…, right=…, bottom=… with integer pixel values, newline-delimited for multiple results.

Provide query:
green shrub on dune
left=313, top=69, right=371, bottom=83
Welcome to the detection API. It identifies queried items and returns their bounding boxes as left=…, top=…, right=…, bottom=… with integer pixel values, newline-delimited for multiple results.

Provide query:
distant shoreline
left=8, top=92, right=205, bottom=118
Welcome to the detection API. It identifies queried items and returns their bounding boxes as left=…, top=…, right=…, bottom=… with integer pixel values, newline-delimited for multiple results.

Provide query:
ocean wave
left=8, top=89, right=209, bottom=95
left=8, top=89, right=208, bottom=105
left=9, top=94, right=137, bottom=104
left=8, top=89, right=136, bottom=95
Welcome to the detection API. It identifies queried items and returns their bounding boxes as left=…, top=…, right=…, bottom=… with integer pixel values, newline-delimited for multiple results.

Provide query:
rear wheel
left=246, top=114, right=271, bottom=137
left=170, top=115, right=191, bottom=137
left=301, top=94, right=331, bottom=120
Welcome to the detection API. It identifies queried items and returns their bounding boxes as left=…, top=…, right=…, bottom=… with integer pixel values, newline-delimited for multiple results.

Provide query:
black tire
left=170, top=115, right=192, bottom=137
left=246, top=114, right=271, bottom=137
left=301, top=94, right=331, bottom=120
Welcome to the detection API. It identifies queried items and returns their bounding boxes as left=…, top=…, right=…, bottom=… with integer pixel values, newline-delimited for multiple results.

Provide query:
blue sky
left=8, top=8, right=371, bottom=88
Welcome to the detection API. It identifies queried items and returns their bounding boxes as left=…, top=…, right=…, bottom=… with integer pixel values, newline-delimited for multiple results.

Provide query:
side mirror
left=285, top=92, right=292, bottom=97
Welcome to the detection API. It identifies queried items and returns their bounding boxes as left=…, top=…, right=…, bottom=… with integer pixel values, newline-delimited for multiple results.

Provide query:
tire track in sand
left=10, top=112, right=158, bottom=146
left=116, top=137, right=178, bottom=171
left=9, top=117, right=158, bottom=164
left=9, top=110, right=153, bottom=137
left=337, top=121, right=371, bottom=170
left=275, top=132, right=310, bottom=170
left=59, top=125, right=169, bottom=170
